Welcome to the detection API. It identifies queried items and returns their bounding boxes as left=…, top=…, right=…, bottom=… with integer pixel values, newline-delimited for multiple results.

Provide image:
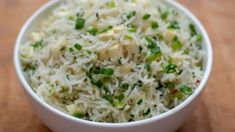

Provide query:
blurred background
left=0, top=0, right=234, bottom=132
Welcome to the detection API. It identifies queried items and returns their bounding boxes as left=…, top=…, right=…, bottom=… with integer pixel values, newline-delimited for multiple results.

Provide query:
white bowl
left=14, top=0, right=213, bottom=132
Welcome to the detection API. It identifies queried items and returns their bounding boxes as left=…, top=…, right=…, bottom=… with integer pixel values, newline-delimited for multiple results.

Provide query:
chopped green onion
left=180, top=85, right=193, bottom=94
left=113, top=100, right=125, bottom=109
left=74, top=43, right=82, bottom=50
left=126, top=11, right=136, bottom=19
left=128, top=25, right=137, bottom=32
left=145, top=37, right=157, bottom=49
left=98, top=25, right=113, bottom=34
left=117, top=94, right=125, bottom=101
left=101, top=68, right=114, bottom=76
left=145, top=62, right=151, bottom=71
left=69, top=47, right=74, bottom=52
left=87, top=26, right=98, bottom=35
left=151, top=21, right=159, bottom=29
left=73, top=112, right=85, bottom=118
left=31, top=40, right=43, bottom=49
left=143, top=13, right=151, bottom=20
left=94, top=67, right=114, bottom=76
left=148, top=50, right=161, bottom=61
left=91, top=79, right=103, bottom=88
left=160, top=11, right=169, bottom=20
left=164, top=64, right=177, bottom=73
left=86, top=70, right=93, bottom=79
left=124, top=35, right=133, bottom=40
left=75, top=18, right=85, bottom=30
left=196, top=34, right=203, bottom=42
left=189, top=24, right=197, bottom=36
left=103, top=95, right=114, bottom=104
left=143, top=108, right=150, bottom=116
left=120, top=83, right=129, bottom=91
left=137, top=99, right=143, bottom=105
left=145, top=37, right=162, bottom=61
left=172, top=36, right=182, bottom=51
left=164, top=82, right=176, bottom=89
left=168, top=21, right=180, bottom=29
left=24, top=63, right=37, bottom=71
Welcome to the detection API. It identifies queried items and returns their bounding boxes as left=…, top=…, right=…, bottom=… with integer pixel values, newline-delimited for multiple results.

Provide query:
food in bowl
left=19, top=0, right=204, bottom=123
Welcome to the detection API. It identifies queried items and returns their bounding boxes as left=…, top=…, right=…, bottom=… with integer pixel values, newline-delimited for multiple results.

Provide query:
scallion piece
left=87, top=26, right=98, bottom=35
left=160, top=11, right=169, bottom=20
left=120, top=83, right=129, bottom=91
left=151, top=21, right=159, bottom=29
left=117, top=94, right=125, bottom=101
left=91, top=79, right=103, bottom=88
left=168, top=21, right=180, bottom=29
left=172, top=36, right=182, bottom=51
left=74, top=43, right=82, bottom=50
left=164, top=64, right=177, bottom=73
left=113, top=100, right=125, bottom=109
left=103, top=95, right=114, bottom=104
left=143, top=108, right=150, bottom=116
left=180, top=85, right=193, bottom=94
left=126, top=11, right=136, bottom=19
left=73, top=112, right=85, bottom=118
left=98, top=25, right=113, bottom=34
left=75, top=18, right=85, bottom=30
left=196, top=34, right=203, bottom=42
left=31, top=40, right=43, bottom=49
left=189, top=24, right=197, bottom=36
left=137, top=99, right=143, bottom=105
left=143, top=13, right=151, bottom=20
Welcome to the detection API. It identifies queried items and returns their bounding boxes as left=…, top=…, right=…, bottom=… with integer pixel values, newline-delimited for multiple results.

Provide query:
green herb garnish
left=145, top=62, right=151, bottom=71
left=164, top=64, right=177, bottom=73
left=75, top=18, right=85, bottom=30
left=189, top=24, right=197, bottom=36
left=164, top=82, right=176, bottom=89
left=151, top=21, right=159, bottom=29
left=24, top=63, right=37, bottom=71
left=73, top=112, right=85, bottom=118
left=124, top=35, right=133, bottom=40
left=143, top=13, right=151, bottom=20
left=126, top=11, right=136, bottom=19
left=113, top=100, right=125, bottom=109
left=103, top=95, right=114, bottom=104
left=196, top=34, right=203, bottom=42
left=117, top=94, right=125, bottom=101
left=160, top=11, right=169, bottom=20
left=120, top=83, right=129, bottom=91
left=91, top=79, right=103, bottom=88
left=99, top=25, right=113, bottom=34
left=168, top=21, right=180, bottom=29
left=31, top=40, right=43, bottom=49
left=74, top=43, right=82, bottom=50
left=94, top=67, right=114, bottom=76
left=128, top=24, right=137, bottom=32
left=87, top=26, right=98, bottom=35
left=137, top=99, right=143, bottom=105
left=180, top=85, right=193, bottom=94
left=172, top=36, right=182, bottom=51
left=143, top=108, right=150, bottom=116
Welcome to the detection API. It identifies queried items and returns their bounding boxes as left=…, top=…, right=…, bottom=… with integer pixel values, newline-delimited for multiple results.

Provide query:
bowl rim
left=14, top=0, right=213, bottom=128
